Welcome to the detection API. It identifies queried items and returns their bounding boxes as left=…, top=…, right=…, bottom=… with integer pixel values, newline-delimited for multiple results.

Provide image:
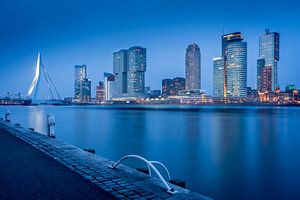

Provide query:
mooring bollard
left=169, top=179, right=186, bottom=188
left=83, top=148, right=96, bottom=154
left=5, top=110, right=11, bottom=122
left=47, top=114, right=55, bottom=138
left=136, top=168, right=150, bottom=175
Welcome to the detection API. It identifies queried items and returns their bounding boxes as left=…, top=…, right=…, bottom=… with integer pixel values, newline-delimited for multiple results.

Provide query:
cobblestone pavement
left=0, top=128, right=116, bottom=200
left=0, top=120, right=211, bottom=200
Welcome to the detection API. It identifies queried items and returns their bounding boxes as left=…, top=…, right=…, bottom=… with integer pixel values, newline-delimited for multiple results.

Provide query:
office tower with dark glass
left=113, top=50, right=128, bottom=97
left=213, top=57, right=224, bottom=97
left=185, top=43, right=201, bottom=90
left=172, top=77, right=185, bottom=95
left=257, top=29, right=279, bottom=92
left=222, top=32, right=247, bottom=97
left=112, top=46, right=146, bottom=98
left=74, top=64, right=91, bottom=102
left=162, top=77, right=185, bottom=97
left=162, top=79, right=173, bottom=97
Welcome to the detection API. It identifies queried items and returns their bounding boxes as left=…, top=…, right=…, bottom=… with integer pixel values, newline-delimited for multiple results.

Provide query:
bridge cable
left=41, top=64, right=55, bottom=100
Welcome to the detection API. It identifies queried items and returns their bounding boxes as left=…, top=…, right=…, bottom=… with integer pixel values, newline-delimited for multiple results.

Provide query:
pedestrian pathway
left=0, top=128, right=116, bottom=200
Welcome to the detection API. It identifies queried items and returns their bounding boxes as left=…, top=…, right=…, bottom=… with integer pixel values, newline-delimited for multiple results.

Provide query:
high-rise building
left=81, top=78, right=91, bottom=102
left=127, top=46, right=147, bottom=96
left=96, top=81, right=105, bottom=102
left=257, top=58, right=265, bottom=92
left=74, top=65, right=91, bottom=102
left=112, top=46, right=146, bottom=98
left=222, top=32, right=247, bottom=97
left=213, top=57, right=224, bottom=97
left=104, top=72, right=115, bottom=101
left=185, top=43, right=201, bottom=90
left=113, top=50, right=128, bottom=96
left=162, top=77, right=185, bottom=96
left=162, top=79, right=173, bottom=97
left=172, top=77, right=185, bottom=95
left=257, top=29, right=279, bottom=91
left=74, top=64, right=86, bottom=100
left=222, top=32, right=243, bottom=56
left=261, top=66, right=272, bottom=92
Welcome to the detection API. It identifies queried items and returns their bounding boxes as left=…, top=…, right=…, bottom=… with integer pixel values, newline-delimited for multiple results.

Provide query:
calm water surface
left=0, top=105, right=300, bottom=200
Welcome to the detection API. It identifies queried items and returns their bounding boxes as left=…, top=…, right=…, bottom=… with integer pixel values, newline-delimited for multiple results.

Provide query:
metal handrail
left=149, top=161, right=171, bottom=181
left=109, top=155, right=177, bottom=194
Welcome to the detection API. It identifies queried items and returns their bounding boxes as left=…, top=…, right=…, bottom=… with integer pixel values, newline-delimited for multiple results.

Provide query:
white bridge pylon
left=27, top=52, right=61, bottom=101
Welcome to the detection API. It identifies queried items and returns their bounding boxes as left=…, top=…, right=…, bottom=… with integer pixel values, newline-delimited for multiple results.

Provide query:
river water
left=0, top=105, right=299, bottom=200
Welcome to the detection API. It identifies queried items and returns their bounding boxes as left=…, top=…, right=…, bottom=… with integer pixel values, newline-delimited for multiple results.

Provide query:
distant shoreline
left=1, top=103, right=300, bottom=108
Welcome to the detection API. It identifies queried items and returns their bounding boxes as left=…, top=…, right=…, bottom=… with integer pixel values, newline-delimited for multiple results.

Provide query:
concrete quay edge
left=0, top=120, right=211, bottom=200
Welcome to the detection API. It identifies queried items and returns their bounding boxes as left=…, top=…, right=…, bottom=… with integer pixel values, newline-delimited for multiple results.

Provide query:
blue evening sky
left=0, top=0, right=299, bottom=98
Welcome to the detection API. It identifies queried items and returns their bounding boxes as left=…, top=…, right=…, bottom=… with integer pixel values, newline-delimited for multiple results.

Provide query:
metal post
left=5, top=110, right=11, bottom=122
left=47, top=113, right=55, bottom=138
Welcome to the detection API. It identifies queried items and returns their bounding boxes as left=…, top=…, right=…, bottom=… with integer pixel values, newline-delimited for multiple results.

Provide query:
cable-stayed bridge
left=27, top=52, right=63, bottom=105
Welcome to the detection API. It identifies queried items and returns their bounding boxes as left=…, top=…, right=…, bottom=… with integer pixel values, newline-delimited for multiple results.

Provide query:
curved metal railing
left=109, top=155, right=177, bottom=194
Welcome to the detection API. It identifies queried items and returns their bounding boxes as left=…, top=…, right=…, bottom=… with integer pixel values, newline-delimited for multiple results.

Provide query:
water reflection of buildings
left=254, top=108, right=282, bottom=199
left=208, top=108, right=258, bottom=199
left=107, top=110, right=147, bottom=160
left=73, top=109, right=90, bottom=145
left=28, top=107, right=46, bottom=134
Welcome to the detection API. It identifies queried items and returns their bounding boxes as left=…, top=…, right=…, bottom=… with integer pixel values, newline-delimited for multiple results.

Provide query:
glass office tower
left=74, top=65, right=91, bottom=102
left=258, top=29, right=279, bottom=91
left=213, top=57, right=224, bottom=97
left=113, top=50, right=128, bottom=97
left=222, top=32, right=247, bottom=97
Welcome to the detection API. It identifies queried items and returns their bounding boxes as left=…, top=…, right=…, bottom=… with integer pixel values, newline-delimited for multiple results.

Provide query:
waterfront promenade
left=0, top=119, right=209, bottom=200
left=0, top=128, right=116, bottom=200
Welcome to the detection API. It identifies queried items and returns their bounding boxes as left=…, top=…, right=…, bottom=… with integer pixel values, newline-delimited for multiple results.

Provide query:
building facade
left=257, top=29, right=280, bottom=91
left=162, top=79, right=173, bottom=97
left=222, top=32, right=247, bottom=97
left=74, top=65, right=91, bottom=103
left=113, top=50, right=128, bottom=97
left=162, top=77, right=185, bottom=97
left=96, top=81, right=105, bottom=102
left=104, top=72, right=115, bottom=101
left=260, top=66, right=272, bottom=92
left=213, top=57, right=224, bottom=97
left=185, top=43, right=201, bottom=90
left=127, top=46, right=147, bottom=96
left=80, top=78, right=91, bottom=102
left=112, top=46, right=146, bottom=99
left=172, top=77, right=185, bottom=95
left=257, top=58, right=265, bottom=92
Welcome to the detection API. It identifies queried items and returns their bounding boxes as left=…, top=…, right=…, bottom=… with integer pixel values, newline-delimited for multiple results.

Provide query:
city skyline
left=1, top=0, right=299, bottom=98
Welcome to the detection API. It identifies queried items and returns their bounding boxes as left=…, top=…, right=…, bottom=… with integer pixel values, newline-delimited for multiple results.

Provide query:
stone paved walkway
left=0, top=128, right=116, bottom=200
left=0, top=120, right=211, bottom=200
